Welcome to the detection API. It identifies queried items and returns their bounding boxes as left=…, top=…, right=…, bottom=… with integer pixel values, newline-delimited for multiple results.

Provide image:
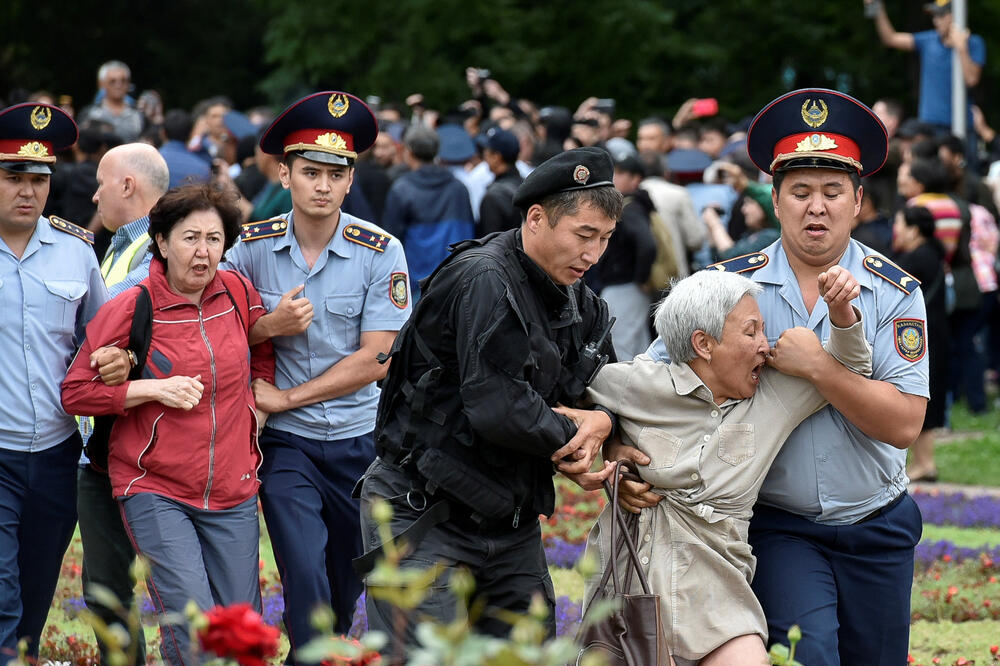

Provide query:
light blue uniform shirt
left=0, top=217, right=108, bottom=451
left=647, top=239, right=929, bottom=525
left=222, top=210, right=411, bottom=441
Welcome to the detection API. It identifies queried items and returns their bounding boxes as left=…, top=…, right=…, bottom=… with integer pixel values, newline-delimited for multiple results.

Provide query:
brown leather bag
left=575, top=461, right=672, bottom=665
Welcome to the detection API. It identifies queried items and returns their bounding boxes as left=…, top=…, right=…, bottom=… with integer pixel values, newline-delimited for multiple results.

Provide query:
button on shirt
left=0, top=218, right=107, bottom=451
left=647, top=239, right=929, bottom=524
left=222, top=211, right=411, bottom=440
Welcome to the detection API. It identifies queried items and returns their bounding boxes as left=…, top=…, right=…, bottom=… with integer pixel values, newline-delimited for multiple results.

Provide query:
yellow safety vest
left=100, top=232, right=151, bottom=286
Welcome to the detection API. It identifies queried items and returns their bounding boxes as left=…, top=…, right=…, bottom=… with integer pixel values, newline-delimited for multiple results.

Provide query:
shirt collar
left=667, top=361, right=720, bottom=405
left=116, top=216, right=150, bottom=244
left=273, top=210, right=353, bottom=259
left=750, top=238, right=876, bottom=294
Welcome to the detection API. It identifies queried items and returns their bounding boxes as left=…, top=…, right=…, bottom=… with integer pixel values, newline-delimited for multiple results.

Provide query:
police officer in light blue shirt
left=606, top=89, right=929, bottom=666
left=0, top=103, right=108, bottom=663
left=221, top=91, right=411, bottom=662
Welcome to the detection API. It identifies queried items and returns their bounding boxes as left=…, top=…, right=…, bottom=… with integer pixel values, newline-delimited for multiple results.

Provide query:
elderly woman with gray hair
left=582, top=266, right=873, bottom=666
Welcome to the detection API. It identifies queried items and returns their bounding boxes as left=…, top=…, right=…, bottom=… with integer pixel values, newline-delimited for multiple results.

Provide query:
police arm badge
left=893, top=318, right=925, bottom=362
left=390, top=272, right=409, bottom=309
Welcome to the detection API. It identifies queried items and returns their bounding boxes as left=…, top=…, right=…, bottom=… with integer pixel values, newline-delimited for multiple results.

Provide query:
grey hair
left=654, top=270, right=762, bottom=363
left=98, top=60, right=131, bottom=82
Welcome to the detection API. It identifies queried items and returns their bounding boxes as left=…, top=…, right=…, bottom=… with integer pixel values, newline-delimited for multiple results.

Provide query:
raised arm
left=867, top=1, right=915, bottom=51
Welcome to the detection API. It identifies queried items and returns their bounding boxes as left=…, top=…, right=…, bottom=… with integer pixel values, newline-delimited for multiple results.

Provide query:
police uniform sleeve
left=62, top=288, right=141, bottom=417
left=361, top=236, right=412, bottom=330
left=453, top=268, right=576, bottom=456
left=870, top=287, right=930, bottom=398
left=75, top=251, right=110, bottom=343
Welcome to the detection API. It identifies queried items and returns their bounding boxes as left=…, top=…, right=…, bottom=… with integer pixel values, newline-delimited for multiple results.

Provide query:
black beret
left=513, top=146, right=613, bottom=210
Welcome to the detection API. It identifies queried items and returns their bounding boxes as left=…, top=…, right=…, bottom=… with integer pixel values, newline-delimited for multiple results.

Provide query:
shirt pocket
left=638, top=427, right=683, bottom=469
left=44, top=279, right=87, bottom=334
left=717, top=422, right=756, bottom=466
left=325, top=293, right=364, bottom=350
left=257, top=288, right=283, bottom=313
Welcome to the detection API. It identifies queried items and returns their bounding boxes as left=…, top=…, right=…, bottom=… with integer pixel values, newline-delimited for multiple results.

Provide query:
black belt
left=854, top=492, right=907, bottom=525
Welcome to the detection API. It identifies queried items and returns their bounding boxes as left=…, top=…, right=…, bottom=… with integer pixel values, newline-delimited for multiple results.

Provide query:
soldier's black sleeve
left=452, top=267, right=577, bottom=457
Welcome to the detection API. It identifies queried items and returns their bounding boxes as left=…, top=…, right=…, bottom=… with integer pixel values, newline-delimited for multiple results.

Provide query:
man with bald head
left=92, top=142, right=169, bottom=296
left=78, top=142, right=168, bottom=664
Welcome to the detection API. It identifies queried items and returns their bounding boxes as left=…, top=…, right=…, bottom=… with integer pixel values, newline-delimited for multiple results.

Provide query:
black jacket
left=374, top=229, right=613, bottom=522
left=588, top=188, right=657, bottom=290
left=478, top=168, right=524, bottom=236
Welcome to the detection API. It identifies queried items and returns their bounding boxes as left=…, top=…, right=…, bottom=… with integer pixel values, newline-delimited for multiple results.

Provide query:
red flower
left=991, top=644, right=999, bottom=655
left=198, top=603, right=280, bottom=666
left=942, top=554, right=952, bottom=562
left=908, top=655, right=915, bottom=663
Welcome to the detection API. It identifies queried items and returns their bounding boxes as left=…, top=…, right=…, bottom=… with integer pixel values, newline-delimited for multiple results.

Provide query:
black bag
left=575, top=460, right=671, bottom=666
left=85, top=286, right=153, bottom=473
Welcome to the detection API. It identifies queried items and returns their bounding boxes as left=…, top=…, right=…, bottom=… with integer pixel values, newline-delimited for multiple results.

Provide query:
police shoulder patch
left=343, top=224, right=388, bottom=252
left=240, top=218, right=288, bottom=242
left=863, top=255, right=920, bottom=294
left=707, top=251, right=769, bottom=274
left=48, top=215, right=94, bottom=244
left=390, top=272, right=409, bottom=309
left=893, top=318, right=926, bottom=362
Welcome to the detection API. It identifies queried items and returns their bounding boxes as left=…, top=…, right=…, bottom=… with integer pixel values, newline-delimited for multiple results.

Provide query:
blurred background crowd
left=3, top=0, right=999, bottom=482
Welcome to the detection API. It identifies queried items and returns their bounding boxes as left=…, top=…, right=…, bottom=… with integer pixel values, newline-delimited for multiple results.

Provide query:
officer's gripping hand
left=91, top=346, right=130, bottom=387
left=603, top=437, right=662, bottom=514
left=561, top=459, right=616, bottom=491
left=259, top=285, right=314, bottom=338
left=551, top=405, right=612, bottom=475
left=252, top=379, right=288, bottom=414
left=817, top=265, right=861, bottom=329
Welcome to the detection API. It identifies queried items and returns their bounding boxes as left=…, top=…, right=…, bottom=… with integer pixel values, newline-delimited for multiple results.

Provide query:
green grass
left=922, top=523, right=1000, bottom=548
left=917, top=399, right=1000, bottom=486
left=909, top=619, right=1000, bottom=664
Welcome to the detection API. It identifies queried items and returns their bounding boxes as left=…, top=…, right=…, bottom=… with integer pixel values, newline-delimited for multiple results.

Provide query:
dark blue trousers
left=258, top=427, right=374, bottom=663
left=0, top=433, right=81, bottom=664
left=749, top=495, right=922, bottom=666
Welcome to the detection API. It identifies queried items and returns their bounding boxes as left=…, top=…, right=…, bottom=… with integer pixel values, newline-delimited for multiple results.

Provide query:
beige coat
left=583, top=318, right=872, bottom=660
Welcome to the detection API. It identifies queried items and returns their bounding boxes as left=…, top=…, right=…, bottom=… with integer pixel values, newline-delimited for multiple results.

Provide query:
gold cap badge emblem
left=30, top=106, right=52, bottom=131
left=17, top=141, right=49, bottom=158
left=573, top=165, right=590, bottom=185
left=328, top=94, right=349, bottom=118
left=795, top=133, right=839, bottom=152
left=801, top=99, right=829, bottom=129
left=315, top=132, right=349, bottom=151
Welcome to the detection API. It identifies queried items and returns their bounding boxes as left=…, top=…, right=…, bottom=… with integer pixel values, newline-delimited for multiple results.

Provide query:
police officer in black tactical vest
left=356, top=147, right=623, bottom=652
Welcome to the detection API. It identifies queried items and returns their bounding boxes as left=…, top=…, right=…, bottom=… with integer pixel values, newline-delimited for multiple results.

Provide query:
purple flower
left=912, top=490, right=1000, bottom=529
left=554, top=595, right=582, bottom=638
left=914, top=539, right=1000, bottom=569
left=544, top=538, right=586, bottom=569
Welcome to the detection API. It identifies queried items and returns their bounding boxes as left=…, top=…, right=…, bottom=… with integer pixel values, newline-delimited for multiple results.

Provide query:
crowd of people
left=0, top=2, right=996, bottom=664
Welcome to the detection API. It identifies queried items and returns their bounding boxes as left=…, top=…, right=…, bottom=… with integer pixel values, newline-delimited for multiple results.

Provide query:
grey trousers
left=121, top=493, right=261, bottom=666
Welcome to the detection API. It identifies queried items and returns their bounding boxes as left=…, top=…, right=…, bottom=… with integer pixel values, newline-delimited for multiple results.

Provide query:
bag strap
left=591, top=460, right=653, bottom=599
left=127, top=285, right=153, bottom=378
left=217, top=270, right=252, bottom=336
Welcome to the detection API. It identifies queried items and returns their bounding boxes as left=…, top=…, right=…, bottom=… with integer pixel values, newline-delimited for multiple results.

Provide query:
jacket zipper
left=198, top=304, right=218, bottom=509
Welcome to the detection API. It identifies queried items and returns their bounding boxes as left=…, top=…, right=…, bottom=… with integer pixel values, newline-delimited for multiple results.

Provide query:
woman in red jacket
left=62, top=184, right=275, bottom=666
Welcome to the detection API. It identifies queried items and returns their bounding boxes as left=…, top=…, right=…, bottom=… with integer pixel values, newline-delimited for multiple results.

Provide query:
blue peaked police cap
left=746, top=88, right=888, bottom=178
left=0, top=103, right=78, bottom=174
left=259, top=91, right=377, bottom=166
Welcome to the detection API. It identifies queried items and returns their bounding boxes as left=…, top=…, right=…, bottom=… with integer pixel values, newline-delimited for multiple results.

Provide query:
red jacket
left=62, top=261, right=275, bottom=510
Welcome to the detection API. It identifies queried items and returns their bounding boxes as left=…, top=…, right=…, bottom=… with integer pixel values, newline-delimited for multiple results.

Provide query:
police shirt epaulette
left=343, top=224, right=388, bottom=253
left=863, top=255, right=920, bottom=294
left=49, top=215, right=94, bottom=244
left=240, top=218, right=288, bottom=242
left=706, top=251, right=769, bottom=274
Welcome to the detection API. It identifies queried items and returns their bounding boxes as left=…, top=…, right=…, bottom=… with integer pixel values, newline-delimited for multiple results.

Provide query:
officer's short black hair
left=148, top=184, right=242, bottom=263
left=539, top=186, right=624, bottom=229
